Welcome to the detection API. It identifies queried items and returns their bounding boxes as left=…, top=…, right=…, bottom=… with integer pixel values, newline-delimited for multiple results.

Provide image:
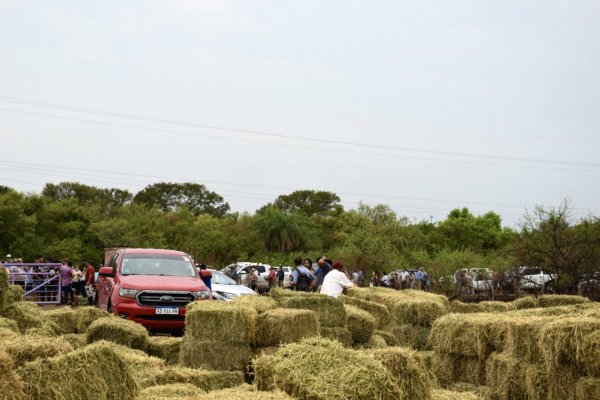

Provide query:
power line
left=1, top=95, right=599, bottom=169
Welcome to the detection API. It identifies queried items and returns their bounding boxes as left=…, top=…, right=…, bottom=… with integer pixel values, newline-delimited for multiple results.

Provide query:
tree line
left=0, top=182, right=598, bottom=294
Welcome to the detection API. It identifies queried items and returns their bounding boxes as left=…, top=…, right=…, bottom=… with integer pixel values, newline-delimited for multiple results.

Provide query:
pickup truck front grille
left=137, top=291, right=195, bottom=307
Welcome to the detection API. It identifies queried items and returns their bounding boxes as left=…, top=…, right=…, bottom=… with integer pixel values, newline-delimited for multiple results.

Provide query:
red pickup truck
left=96, top=248, right=211, bottom=331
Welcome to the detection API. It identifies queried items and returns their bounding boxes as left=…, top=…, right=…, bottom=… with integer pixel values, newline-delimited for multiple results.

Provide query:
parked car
left=96, top=248, right=212, bottom=332
left=224, top=262, right=272, bottom=291
left=518, top=267, right=556, bottom=292
left=209, top=269, right=256, bottom=300
left=468, top=268, right=494, bottom=293
left=280, top=266, right=293, bottom=288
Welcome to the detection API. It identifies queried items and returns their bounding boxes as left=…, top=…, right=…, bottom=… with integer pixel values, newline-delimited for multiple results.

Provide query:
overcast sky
left=1, top=1, right=599, bottom=227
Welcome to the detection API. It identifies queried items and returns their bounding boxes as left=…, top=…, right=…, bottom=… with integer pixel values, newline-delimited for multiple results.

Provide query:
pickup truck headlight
left=192, top=290, right=211, bottom=300
left=118, top=288, right=140, bottom=299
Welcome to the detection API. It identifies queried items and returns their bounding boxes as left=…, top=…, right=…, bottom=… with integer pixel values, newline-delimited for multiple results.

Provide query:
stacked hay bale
left=74, top=306, right=110, bottom=333
left=253, top=337, right=408, bottom=399
left=86, top=316, right=149, bottom=350
left=429, top=313, right=508, bottom=387
left=45, top=307, right=77, bottom=334
left=344, top=304, right=375, bottom=345
left=137, top=383, right=204, bottom=399
left=0, top=345, right=26, bottom=400
left=148, top=336, right=183, bottom=365
left=179, top=301, right=257, bottom=371
left=0, top=334, right=74, bottom=367
left=537, top=294, right=590, bottom=308
left=256, top=308, right=320, bottom=348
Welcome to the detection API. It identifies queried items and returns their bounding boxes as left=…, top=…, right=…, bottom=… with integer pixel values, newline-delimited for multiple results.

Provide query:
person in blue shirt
left=415, top=267, right=425, bottom=290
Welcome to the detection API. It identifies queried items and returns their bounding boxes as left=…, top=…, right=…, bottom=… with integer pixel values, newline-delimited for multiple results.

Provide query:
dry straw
left=366, top=346, right=434, bottom=400
left=191, top=385, right=296, bottom=399
left=580, top=330, right=600, bottom=377
left=253, top=337, right=404, bottom=399
left=1, top=334, right=74, bottom=367
left=45, top=307, right=77, bottom=334
left=86, top=316, right=149, bottom=350
left=485, top=352, right=528, bottom=400
left=232, top=295, right=278, bottom=313
left=388, top=297, right=448, bottom=327
left=353, top=333, right=388, bottom=349
left=575, top=377, right=600, bottom=400
left=319, top=326, right=353, bottom=347
left=19, top=340, right=138, bottom=400
left=185, top=301, right=258, bottom=344
left=0, top=347, right=25, bottom=400
left=503, top=316, right=552, bottom=363
left=537, top=294, right=590, bottom=308
left=2, top=301, right=46, bottom=332
left=344, top=304, right=375, bottom=344
left=149, top=367, right=244, bottom=391
left=431, top=389, right=481, bottom=400
left=257, top=308, right=319, bottom=346
left=74, top=306, right=110, bottom=333
left=539, top=316, right=600, bottom=368
left=60, top=333, right=87, bottom=349
left=179, top=337, right=253, bottom=371
left=147, top=336, right=183, bottom=365
left=389, top=324, right=431, bottom=350
left=374, top=329, right=398, bottom=346
left=478, top=301, right=514, bottom=313
left=512, top=296, right=539, bottom=310
left=138, top=383, right=204, bottom=399
left=0, top=316, right=18, bottom=332
left=278, top=294, right=347, bottom=328
left=449, top=301, right=483, bottom=314
left=340, top=295, right=391, bottom=329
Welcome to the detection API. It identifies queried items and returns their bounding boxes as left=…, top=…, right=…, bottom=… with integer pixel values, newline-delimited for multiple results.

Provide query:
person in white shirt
left=320, top=260, right=353, bottom=298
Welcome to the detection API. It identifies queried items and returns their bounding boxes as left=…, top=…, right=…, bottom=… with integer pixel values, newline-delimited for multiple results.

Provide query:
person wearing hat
left=320, top=260, right=353, bottom=298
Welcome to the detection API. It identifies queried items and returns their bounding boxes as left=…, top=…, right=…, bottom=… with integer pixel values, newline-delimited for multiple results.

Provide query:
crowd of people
left=370, top=267, right=432, bottom=291
left=2, top=254, right=96, bottom=305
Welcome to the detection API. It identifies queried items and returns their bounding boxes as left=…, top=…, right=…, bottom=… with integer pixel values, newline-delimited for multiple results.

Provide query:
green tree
left=254, top=206, right=320, bottom=253
left=272, top=190, right=343, bottom=216
left=133, top=182, right=229, bottom=217
left=42, top=182, right=132, bottom=214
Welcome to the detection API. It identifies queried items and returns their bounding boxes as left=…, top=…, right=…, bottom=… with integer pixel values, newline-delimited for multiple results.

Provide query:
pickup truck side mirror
left=199, top=270, right=212, bottom=279
left=98, top=266, right=114, bottom=277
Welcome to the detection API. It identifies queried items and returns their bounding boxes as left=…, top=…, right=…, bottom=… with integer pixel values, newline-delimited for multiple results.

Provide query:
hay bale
left=192, top=385, right=296, bottom=399
left=504, top=316, right=552, bottom=362
left=344, top=304, right=375, bottom=344
left=278, top=294, right=347, bottom=328
left=185, top=301, right=257, bottom=344
left=147, top=336, right=183, bottom=365
left=257, top=308, right=320, bottom=346
left=524, top=364, right=548, bottom=400
left=268, top=287, right=304, bottom=299
left=0, top=268, right=10, bottom=309
left=0, top=327, right=18, bottom=339
left=367, top=347, right=433, bottom=400
left=389, top=297, right=447, bottom=327
left=449, top=301, right=483, bottom=314
left=254, top=346, right=280, bottom=357
left=86, top=316, right=149, bottom=350
left=390, top=324, right=431, bottom=350
left=74, top=306, right=110, bottom=333
left=580, top=330, right=600, bottom=377
left=138, top=383, right=204, bottom=399
left=512, top=296, right=539, bottom=309
left=61, top=333, right=87, bottom=349
left=374, top=329, right=398, bottom=346
left=446, top=383, right=490, bottom=398
left=319, top=327, right=353, bottom=347
left=575, top=377, right=600, bottom=400
left=26, top=321, right=60, bottom=337
left=253, top=336, right=403, bottom=399
left=0, top=347, right=26, bottom=400
left=1, top=334, right=74, bottom=367
left=0, top=316, right=19, bottom=332
left=427, top=353, right=485, bottom=387
left=2, top=301, right=46, bottom=332
left=538, top=294, right=590, bottom=308
left=546, top=364, right=580, bottom=400
left=179, top=337, right=253, bottom=371
left=370, top=288, right=449, bottom=310
left=341, top=295, right=391, bottom=328
left=354, top=333, right=388, bottom=349
left=6, top=285, right=24, bottom=303
left=150, top=367, right=244, bottom=391
left=479, top=301, right=514, bottom=313
left=429, top=313, right=507, bottom=359
left=106, top=342, right=165, bottom=386
left=485, top=352, right=528, bottom=400
left=431, top=389, right=482, bottom=400
left=19, top=340, right=138, bottom=400
left=344, top=286, right=374, bottom=300
left=45, top=307, right=78, bottom=334
left=232, top=295, right=279, bottom=313
left=539, top=316, right=600, bottom=368
left=513, top=303, right=597, bottom=317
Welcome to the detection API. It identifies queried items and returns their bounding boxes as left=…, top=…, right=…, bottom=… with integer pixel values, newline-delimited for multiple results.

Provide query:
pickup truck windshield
left=121, top=254, right=196, bottom=277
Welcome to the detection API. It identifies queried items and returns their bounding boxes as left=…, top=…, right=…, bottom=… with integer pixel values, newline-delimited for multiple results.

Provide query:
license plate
left=156, top=307, right=179, bottom=315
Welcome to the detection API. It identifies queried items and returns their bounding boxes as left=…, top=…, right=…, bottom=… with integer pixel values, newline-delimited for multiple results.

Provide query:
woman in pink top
left=59, top=260, right=73, bottom=305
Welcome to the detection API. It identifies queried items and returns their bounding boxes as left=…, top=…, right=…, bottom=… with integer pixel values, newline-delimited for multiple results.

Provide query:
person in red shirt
left=84, top=261, right=96, bottom=305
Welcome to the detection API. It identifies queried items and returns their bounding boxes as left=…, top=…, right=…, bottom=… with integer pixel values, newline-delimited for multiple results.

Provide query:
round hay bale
left=449, top=301, right=483, bottom=314
left=344, top=304, right=375, bottom=344
left=257, top=308, right=319, bottom=346
left=61, top=333, right=87, bottom=349
left=538, top=294, right=590, bottom=308
left=232, top=295, right=278, bottom=313
left=278, top=294, right=347, bottom=328
left=374, top=329, right=398, bottom=346
left=147, top=336, right=183, bottom=365
left=74, top=306, right=110, bottom=333
left=485, top=352, right=527, bottom=400
left=45, top=307, right=77, bottom=334
left=150, top=367, right=244, bottom=391
left=429, top=313, right=508, bottom=359
left=179, top=337, right=253, bottom=371
left=539, top=316, right=600, bottom=368
left=575, top=377, right=600, bottom=400
left=0, top=316, right=19, bottom=332
left=319, top=327, right=353, bottom=347
left=366, top=346, right=433, bottom=400
left=185, top=301, right=258, bottom=344
left=389, top=298, right=448, bottom=327
left=341, top=295, right=391, bottom=329
left=390, top=324, right=431, bottom=350
left=19, top=340, right=138, bottom=400
left=86, top=316, right=149, bottom=350
left=1, top=334, right=74, bottom=367
left=512, top=296, right=539, bottom=310
left=138, top=383, right=204, bottom=399
left=479, top=301, right=514, bottom=313
left=504, top=316, right=552, bottom=362
left=2, top=301, right=45, bottom=332
left=192, top=385, right=296, bottom=399
left=253, top=337, right=404, bottom=399
left=580, top=330, right=600, bottom=377
left=431, top=389, right=481, bottom=400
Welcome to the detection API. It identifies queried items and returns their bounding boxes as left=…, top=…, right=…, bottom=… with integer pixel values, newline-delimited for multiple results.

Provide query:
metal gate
left=6, top=263, right=63, bottom=304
